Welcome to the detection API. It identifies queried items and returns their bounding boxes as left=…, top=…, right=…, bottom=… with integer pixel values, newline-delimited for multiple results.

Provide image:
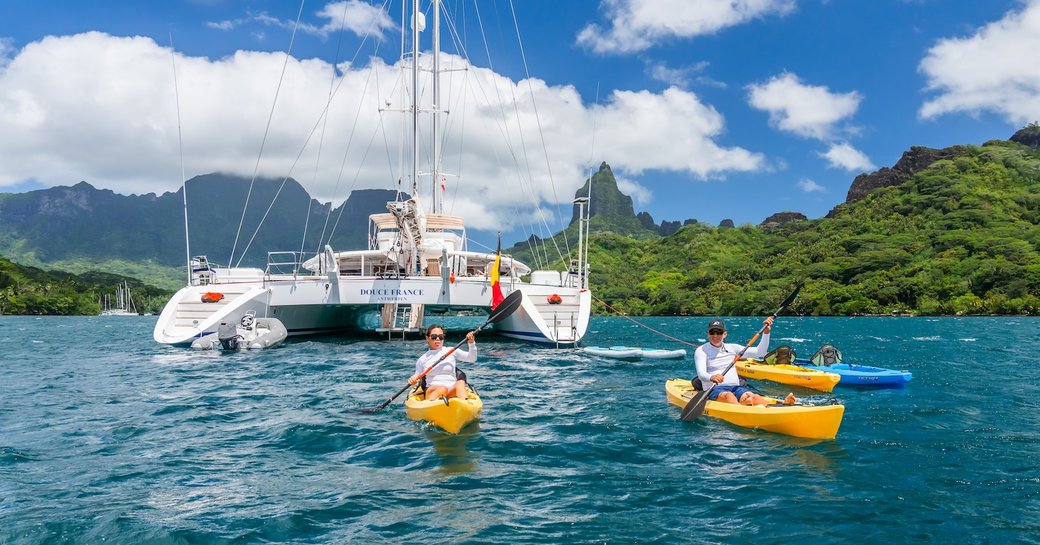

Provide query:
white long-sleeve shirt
left=415, top=342, right=477, bottom=388
left=694, top=333, right=770, bottom=390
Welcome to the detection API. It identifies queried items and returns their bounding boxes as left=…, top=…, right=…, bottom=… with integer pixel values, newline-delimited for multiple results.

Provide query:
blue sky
left=2, top=0, right=1038, bottom=255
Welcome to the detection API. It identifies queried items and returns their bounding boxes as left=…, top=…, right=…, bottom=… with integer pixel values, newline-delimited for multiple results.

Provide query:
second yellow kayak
left=736, top=358, right=841, bottom=392
left=665, top=378, right=844, bottom=440
left=405, top=386, right=483, bottom=434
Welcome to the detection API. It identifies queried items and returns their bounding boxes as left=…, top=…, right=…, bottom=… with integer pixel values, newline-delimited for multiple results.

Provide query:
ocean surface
left=2, top=315, right=1038, bottom=544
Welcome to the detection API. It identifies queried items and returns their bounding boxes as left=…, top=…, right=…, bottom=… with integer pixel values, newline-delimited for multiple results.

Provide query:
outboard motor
left=218, top=321, right=240, bottom=350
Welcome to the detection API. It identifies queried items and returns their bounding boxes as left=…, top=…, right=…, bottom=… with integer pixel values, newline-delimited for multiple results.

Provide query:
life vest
left=201, top=292, right=224, bottom=303
left=547, top=294, right=563, bottom=305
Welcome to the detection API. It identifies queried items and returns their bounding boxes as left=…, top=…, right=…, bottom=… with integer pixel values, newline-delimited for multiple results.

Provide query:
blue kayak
left=793, top=358, right=912, bottom=388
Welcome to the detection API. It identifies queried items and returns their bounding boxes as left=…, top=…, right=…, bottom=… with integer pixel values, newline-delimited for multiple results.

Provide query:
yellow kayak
left=736, top=358, right=840, bottom=392
left=665, top=378, right=844, bottom=440
left=405, top=386, right=482, bottom=434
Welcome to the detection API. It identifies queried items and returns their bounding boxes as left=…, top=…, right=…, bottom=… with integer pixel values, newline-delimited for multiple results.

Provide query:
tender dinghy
left=191, top=312, right=287, bottom=350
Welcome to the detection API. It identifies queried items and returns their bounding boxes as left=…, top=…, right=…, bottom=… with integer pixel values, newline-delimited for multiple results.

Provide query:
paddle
left=680, top=283, right=803, bottom=421
left=360, top=290, right=523, bottom=413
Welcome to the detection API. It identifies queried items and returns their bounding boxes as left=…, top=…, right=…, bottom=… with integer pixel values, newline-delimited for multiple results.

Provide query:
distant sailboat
left=100, top=281, right=138, bottom=316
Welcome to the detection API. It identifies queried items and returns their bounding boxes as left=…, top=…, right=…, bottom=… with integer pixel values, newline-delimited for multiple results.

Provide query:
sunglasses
left=708, top=329, right=725, bottom=335
left=427, top=334, right=445, bottom=340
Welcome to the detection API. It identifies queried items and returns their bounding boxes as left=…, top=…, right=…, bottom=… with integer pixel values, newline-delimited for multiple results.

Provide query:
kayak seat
left=809, top=344, right=843, bottom=366
left=764, top=345, right=796, bottom=365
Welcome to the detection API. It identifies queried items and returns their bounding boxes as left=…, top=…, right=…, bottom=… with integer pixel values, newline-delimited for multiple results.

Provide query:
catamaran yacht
left=153, top=0, right=592, bottom=347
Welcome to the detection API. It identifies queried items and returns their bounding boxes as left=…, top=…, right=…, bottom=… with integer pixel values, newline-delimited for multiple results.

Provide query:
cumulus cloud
left=578, top=0, right=796, bottom=54
left=797, top=178, right=825, bottom=193
left=0, top=32, right=763, bottom=232
left=820, top=142, right=875, bottom=172
left=747, top=73, right=862, bottom=140
left=919, top=0, right=1040, bottom=124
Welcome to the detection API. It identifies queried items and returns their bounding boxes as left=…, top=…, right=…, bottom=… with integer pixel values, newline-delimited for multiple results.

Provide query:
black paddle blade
left=487, top=290, right=524, bottom=324
left=774, top=283, right=803, bottom=316
left=680, top=385, right=713, bottom=421
left=680, top=393, right=709, bottom=421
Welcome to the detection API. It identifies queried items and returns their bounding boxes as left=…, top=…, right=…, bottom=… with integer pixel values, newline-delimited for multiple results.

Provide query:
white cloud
left=578, top=0, right=796, bottom=54
left=592, top=87, right=765, bottom=178
left=0, top=32, right=764, bottom=233
left=919, top=0, right=1040, bottom=124
left=647, top=60, right=725, bottom=89
left=615, top=176, right=652, bottom=206
left=820, top=142, right=875, bottom=172
left=314, top=1, right=396, bottom=38
left=797, top=178, right=825, bottom=193
left=207, top=1, right=394, bottom=40
left=747, top=73, right=862, bottom=140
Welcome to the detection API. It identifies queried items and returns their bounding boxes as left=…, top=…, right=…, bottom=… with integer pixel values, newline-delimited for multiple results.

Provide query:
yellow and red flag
left=490, top=233, right=504, bottom=309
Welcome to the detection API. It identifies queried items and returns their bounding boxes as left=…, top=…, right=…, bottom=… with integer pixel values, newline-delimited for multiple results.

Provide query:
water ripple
left=1, top=316, right=1038, bottom=543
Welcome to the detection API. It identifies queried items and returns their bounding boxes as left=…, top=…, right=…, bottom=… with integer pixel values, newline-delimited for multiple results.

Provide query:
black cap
left=707, top=319, right=726, bottom=331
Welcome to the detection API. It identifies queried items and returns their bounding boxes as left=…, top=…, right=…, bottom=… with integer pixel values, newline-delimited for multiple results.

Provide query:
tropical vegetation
left=0, top=256, right=170, bottom=315
left=514, top=136, right=1040, bottom=316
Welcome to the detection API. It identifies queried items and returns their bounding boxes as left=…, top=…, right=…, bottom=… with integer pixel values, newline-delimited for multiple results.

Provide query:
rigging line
left=299, top=0, right=356, bottom=261
left=246, top=64, right=375, bottom=263
left=316, top=24, right=389, bottom=253
left=507, top=0, right=571, bottom=262
left=434, top=3, right=467, bottom=216
left=229, top=0, right=306, bottom=267
left=168, top=34, right=190, bottom=285
left=241, top=49, right=380, bottom=262
left=324, top=108, right=390, bottom=247
left=592, top=293, right=702, bottom=349
left=304, top=0, right=395, bottom=256
left=469, top=0, right=566, bottom=266
left=438, top=1, right=546, bottom=267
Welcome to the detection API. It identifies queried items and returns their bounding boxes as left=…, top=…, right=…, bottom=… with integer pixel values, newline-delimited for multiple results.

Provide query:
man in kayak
left=408, top=325, right=477, bottom=401
left=695, top=318, right=796, bottom=405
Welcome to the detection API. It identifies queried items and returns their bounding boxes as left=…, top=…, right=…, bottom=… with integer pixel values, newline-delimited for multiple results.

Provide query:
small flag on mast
left=490, top=233, right=504, bottom=309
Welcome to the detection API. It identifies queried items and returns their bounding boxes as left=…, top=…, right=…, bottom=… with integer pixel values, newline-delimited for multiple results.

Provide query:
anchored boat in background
left=100, top=281, right=138, bottom=317
left=153, top=0, right=592, bottom=347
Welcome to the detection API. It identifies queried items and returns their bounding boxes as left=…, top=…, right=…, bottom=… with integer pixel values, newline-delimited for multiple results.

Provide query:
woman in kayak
left=695, top=317, right=796, bottom=405
left=408, top=325, right=477, bottom=401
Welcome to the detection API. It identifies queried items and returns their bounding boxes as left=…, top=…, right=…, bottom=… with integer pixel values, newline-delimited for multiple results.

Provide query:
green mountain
left=514, top=126, right=1040, bottom=316
left=509, top=162, right=685, bottom=267
left=0, top=174, right=401, bottom=289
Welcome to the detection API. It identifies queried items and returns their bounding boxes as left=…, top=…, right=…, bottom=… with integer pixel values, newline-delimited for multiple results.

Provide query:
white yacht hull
left=153, top=272, right=590, bottom=346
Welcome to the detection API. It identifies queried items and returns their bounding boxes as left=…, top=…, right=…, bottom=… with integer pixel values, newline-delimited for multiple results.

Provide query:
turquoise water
left=2, top=315, right=1038, bottom=544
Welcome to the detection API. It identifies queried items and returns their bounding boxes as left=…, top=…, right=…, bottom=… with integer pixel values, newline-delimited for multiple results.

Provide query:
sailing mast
left=410, top=0, right=421, bottom=201
left=431, top=0, right=442, bottom=215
